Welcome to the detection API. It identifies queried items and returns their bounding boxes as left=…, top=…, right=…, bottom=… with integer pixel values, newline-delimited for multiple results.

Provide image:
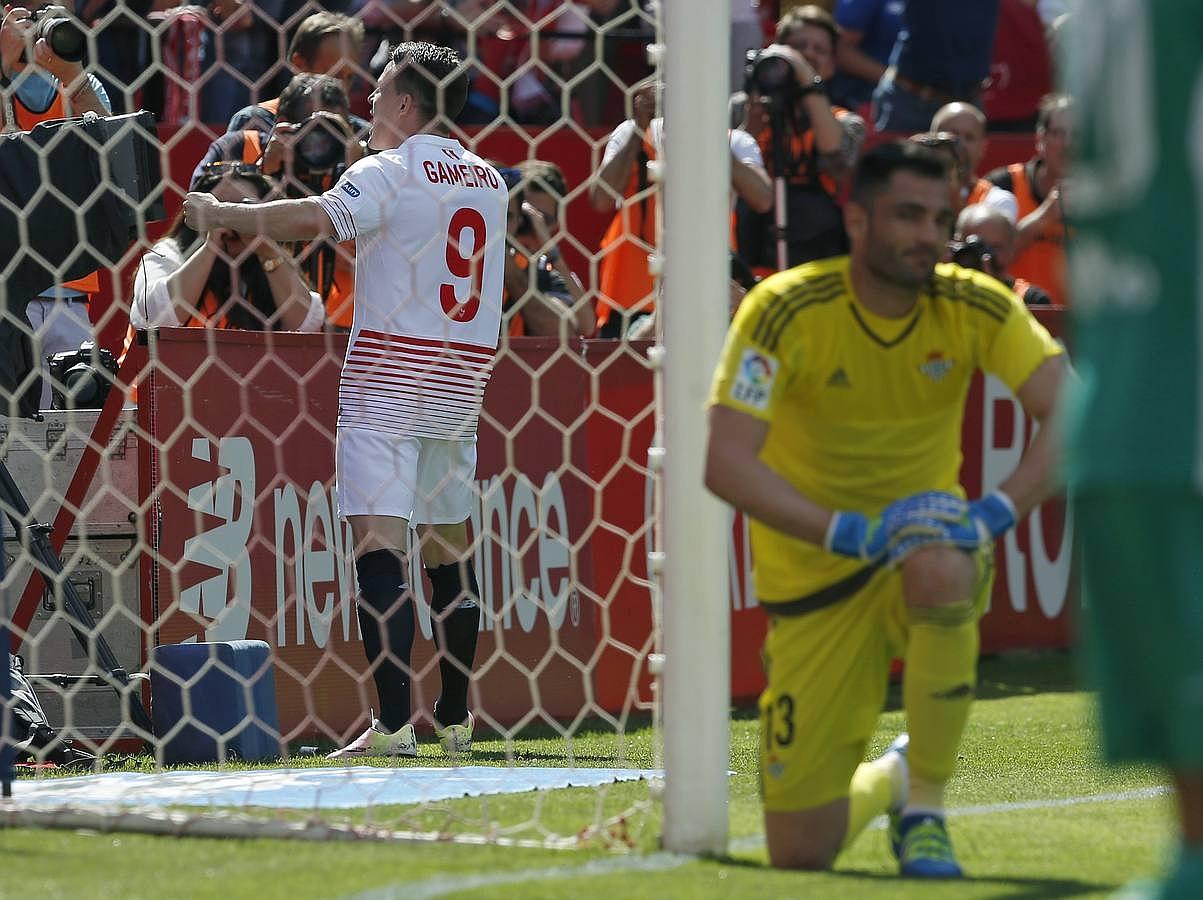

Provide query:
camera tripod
left=0, top=459, right=153, bottom=741
left=765, top=96, right=791, bottom=272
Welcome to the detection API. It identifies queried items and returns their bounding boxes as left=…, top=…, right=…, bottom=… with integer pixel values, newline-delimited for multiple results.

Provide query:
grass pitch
left=0, top=652, right=1171, bottom=899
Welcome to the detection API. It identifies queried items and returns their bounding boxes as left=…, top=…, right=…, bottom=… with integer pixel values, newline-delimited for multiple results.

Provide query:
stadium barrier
left=8, top=310, right=1071, bottom=742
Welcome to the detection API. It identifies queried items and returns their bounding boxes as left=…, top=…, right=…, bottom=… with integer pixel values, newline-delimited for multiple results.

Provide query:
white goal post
left=659, top=0, right=733, bottom=856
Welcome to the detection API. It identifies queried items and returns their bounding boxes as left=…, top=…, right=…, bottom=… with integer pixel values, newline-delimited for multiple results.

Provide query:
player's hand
left=824, top=510, right=889, bottom=562
left=828, top=491, right=972, bottom=564
left=887, top=489, right=1018, bottom=564
left=183, top=191, right=222, bottom=232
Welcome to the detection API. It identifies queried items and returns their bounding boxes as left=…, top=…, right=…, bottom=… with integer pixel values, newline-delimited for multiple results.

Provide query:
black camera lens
left=750, top=54, right=795, bottom=97
left=294, top=115, right=345, bottom=172
left=32, top=7, right=86, bottom=63
left=47, top=342, right=118, bottom=411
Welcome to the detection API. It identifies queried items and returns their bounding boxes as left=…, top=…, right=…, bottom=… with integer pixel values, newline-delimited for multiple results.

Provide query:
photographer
left=950, top=203, right=1052, bottom=307
left=191, top=73, right=362, bottom=328
left=1, top=2, right=111, bottom=408
left=190, top=73, right=364, bottom=190
left=736, top=6, right=866, bottom=274
left=130, top=167, right=323, bottom=331
left=225, top=11, right=368, bottom=137
left=501, top=161, right=593, bottom=338
left=588, top=80, right=771, bottom=338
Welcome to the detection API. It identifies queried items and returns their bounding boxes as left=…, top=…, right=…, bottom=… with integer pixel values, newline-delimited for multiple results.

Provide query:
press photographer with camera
left=950, top=203, right=1052, bottom=307
left=736, top=5, right=865, bottom=275
left=130, top=166, right=323, bottom=332
left=588, top=80, right=771, bottom=338
left=0, top=2, right=113, bottom=409
left=225, top=11, right=368, bottom=137
left=190, top=72, right=363, bottom=328
left=501, top=160, right=593, bottom=338
left=190, top=73, right=364, bottom=191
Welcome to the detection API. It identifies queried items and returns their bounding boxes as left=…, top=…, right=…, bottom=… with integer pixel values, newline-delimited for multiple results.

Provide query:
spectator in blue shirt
left=830, top=0, right=905, bottom=111
left=871, top=0, right=999, bottom=134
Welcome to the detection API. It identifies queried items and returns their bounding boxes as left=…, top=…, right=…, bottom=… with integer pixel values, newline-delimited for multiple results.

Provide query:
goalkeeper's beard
left=865, top=242, right=939, bottom=292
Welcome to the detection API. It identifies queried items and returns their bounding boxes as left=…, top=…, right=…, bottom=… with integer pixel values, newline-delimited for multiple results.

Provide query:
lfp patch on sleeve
left=340, top=181, right=361, bottom=198
left=730, top=348, right=778, bottom=410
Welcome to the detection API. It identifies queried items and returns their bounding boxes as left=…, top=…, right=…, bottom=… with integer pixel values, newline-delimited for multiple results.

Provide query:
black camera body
left=27, top=5, right=87, bottom=64
left=293, top=114, right=346, bottom=174
left=47, top=341, right=118, bottom=411
left=949, top=235, right=994, bottom=273
left=745, top=48, right=800, bottom=103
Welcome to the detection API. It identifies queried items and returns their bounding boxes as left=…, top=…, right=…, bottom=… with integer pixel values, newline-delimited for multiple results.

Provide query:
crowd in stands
left=10, top=0, right=1074, bottom=382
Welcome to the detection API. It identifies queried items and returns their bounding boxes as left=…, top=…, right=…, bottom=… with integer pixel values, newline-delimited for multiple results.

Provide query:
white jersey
left=317, top=134, right=508, bottom=440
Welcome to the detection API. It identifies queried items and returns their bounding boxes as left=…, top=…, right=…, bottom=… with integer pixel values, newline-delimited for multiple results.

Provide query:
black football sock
left=355, top=548, right=415, bottom=732
left=426, top=560, right=481, bottom=727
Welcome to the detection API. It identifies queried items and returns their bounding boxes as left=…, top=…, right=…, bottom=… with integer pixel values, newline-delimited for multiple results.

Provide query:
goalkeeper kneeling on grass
left=704, top=140, right=1066, bottom=877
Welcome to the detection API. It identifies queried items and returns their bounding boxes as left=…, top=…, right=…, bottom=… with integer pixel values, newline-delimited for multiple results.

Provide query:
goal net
left=0, top=0, right=733, bottom=852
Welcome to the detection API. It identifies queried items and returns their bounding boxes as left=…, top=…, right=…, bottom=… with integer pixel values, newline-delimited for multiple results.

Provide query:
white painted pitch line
left=348, top=786, right=1171, bottom=899
left=348, top=852, right=694, bottom=900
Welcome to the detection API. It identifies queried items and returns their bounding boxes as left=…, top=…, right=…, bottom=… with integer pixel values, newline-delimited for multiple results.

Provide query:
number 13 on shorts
left=762, top=692, right=796, bottom=751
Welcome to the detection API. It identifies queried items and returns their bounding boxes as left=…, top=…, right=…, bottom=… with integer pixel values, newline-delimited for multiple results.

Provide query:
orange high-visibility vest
left=1001, top=161, right=1069, bottom=307
left=596, top=131, right=658, bottom=330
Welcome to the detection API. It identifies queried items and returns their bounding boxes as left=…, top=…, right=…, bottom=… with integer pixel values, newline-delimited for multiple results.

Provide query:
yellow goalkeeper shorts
left=758, top=545, right=994, bottom=813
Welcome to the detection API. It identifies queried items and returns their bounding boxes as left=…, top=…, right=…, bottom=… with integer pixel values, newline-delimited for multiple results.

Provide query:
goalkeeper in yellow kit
left=705, top=141, right=1066, bottom=876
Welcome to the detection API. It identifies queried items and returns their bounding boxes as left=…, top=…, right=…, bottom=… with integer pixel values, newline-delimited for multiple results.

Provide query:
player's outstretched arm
left=183, top=193, right=335, bottom=243
left=704, top=404, right=835, bottom=548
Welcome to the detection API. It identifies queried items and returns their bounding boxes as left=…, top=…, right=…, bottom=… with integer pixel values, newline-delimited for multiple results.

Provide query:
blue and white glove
left=825, top=491, right=970, bottom=563
left=888, top=489, right=1018, bottom=562
left=967, top=489, right=1018, bottom=540
left=824, top=510, right=889, bottom=562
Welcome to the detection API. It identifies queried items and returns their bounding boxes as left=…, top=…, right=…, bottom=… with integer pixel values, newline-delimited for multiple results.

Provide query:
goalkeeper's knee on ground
left=901, top=546, right=978, bottom=624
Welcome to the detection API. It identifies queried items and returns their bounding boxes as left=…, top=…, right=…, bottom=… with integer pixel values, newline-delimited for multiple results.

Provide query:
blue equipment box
left=151, top=640, right=280, bottom=764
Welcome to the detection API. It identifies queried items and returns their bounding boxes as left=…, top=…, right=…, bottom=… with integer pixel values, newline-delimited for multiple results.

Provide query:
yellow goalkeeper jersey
left=708, top=255, right=1063, bottom=603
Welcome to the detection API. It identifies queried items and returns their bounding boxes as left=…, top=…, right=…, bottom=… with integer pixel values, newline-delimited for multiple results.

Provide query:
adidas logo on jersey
left=826, top=367, right=851, bottom=388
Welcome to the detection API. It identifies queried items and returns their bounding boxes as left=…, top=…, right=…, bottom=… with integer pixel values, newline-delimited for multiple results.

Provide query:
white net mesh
left=0, top=0, right=692, bottom=850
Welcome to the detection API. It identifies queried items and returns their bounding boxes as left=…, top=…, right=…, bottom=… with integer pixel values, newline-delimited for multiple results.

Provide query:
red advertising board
left=139, top=311, right=1071, bottom=737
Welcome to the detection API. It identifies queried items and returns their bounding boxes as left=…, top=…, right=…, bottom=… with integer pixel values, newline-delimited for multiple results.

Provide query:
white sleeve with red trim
left=317, top=154, right=394, bottom=242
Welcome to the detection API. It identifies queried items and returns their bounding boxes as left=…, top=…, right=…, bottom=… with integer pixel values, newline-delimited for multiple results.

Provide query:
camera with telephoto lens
left=948, top=234, right=994, bottom=272
left=745, top=47, right=799, bottom=102
left=23, top=5, right=87, bottom=64
left=47, top=341, right=118, bottom=411
left=293, top=113, right=347, bottom=174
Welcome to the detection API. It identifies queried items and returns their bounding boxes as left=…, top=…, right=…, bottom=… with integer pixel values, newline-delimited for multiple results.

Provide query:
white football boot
left=327, top=718, right=418, bottom=759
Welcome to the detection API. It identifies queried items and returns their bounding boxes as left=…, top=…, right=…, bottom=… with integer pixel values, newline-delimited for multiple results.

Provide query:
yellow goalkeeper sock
left=903, top=617, right=979, bottom=807
left=844, top=753, right=905, bottom=848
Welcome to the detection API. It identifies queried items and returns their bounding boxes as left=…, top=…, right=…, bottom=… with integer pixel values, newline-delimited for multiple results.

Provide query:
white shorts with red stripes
left=335, top=426, right=478, bottom=524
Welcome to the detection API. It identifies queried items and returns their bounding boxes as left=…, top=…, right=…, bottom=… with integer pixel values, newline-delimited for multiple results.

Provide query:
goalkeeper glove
left=825, top=492, right=969, bottom=563
left=824, top=511, right=889, bottom=562
left=889, top=489, right=1018, bottom=560
left=967, top=489, right=1017, bottom=540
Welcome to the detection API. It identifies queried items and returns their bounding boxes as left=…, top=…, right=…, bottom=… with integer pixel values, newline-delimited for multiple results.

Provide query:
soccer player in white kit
left=183, top=42, right=507, bottom=758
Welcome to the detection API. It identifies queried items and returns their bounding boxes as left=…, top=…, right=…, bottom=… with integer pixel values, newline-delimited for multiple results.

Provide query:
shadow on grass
left=715, top=855, right=1110, bottom=897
